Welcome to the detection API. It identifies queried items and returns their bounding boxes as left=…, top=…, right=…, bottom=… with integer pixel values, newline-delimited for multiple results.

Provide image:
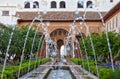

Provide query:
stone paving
left=68, top=62, right=99, bottom=79
left=19, top=61, right=98, bottom=79
left=19, top=62, right=51, bottom=79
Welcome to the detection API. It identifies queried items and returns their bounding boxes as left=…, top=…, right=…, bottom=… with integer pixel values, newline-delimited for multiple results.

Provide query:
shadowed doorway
left=57, top=39, right=64, bottom=56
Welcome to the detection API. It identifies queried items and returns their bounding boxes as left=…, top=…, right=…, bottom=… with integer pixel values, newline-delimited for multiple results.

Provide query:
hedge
left=71, top=58, right=118, bottom=79
left=0, top=58, right=50, bottom=79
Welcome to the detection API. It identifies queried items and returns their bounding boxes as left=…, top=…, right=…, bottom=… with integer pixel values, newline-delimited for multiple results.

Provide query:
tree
left=79, top=32, right=120, bottom=63
left=0, top=25, right=42, bottom=64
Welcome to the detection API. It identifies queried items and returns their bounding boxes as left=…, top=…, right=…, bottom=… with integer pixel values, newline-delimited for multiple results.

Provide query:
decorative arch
left=50, top=28, right=68, bottom=51
left=51, top=1, right=57, bottom=8
left=77, top=1, right=84, bottom=8
left=60, top=1, right=66, bottom=8
left=24, top=1, right=30, bottom=8
left=33, top=1, right=39, bottom=8
left=49, top=27, right=69, bottom=34
left=50, top=28, right=68, bottom=37
left=86, top=1, right=93, bottom=8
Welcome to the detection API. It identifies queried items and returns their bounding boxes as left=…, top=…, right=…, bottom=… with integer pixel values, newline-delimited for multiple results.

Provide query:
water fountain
left=0, top=0, right=117, bottom=79
left=44, top=45, right=75, bottom=79
left=1, top=26, right=16, bottom=79
left=68, top=2, right=115, bottom=79
left=1, top=13, right=19, bottom=79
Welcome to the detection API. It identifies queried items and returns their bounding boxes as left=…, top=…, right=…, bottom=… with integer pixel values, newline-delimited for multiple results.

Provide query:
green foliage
left=71, top=58, right=118, bottom=79
left=107, top=68, right=120, bottom=79
left=0, top=25, right=42, bottom=63
left=0, top=74, right=7, bottom=79
left=0, top=25, right=50, bottom=79
left=80, top=32, right=120, bottom=62
left=99, top=67, right=113, bottom=79
left=0, top=58, right=50, bottom=79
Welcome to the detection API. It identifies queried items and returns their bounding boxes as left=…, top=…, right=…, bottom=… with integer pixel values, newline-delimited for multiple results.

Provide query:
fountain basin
left=44, top=67, right=76, bottom=79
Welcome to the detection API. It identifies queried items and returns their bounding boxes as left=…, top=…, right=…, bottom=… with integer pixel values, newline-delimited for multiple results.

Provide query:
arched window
left=87, top=1, right=93, bottom=8
left=51, top=1, right=57, bottom=8
left=59, top=31, right=62, bottom=35
left=33, top=1, right=39, bottom=8
left=110, top=0, right=113, bottom=2
left=77, top=1, right=84, bottom=8
left=60, top=1, right=66, bottom=8
left=24, top=1, right=30, bottom=8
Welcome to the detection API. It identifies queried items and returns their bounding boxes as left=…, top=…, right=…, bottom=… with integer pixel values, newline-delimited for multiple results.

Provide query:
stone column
left=46, top=43, right=48, bottom=58
left=44, top=32, right=49, bottom=58
left=71, top=25, right=76, bottom=58
left=72, top=32, right=75, bottom=58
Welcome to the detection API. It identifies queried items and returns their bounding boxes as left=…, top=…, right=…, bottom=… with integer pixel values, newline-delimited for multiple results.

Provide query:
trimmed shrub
left=0, top=58, right=50, bottom=79
left=71, top=58, right=117, bottom=79
left=106, top=68, right=120, bottom=79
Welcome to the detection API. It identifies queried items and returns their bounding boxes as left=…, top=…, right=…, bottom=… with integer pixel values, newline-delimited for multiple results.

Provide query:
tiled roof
left=104, top=1, right=120, bottom=21
left=17, top=11, right=106, bottom=22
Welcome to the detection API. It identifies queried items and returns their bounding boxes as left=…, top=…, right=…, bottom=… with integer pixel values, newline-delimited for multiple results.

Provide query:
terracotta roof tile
left=16, top=11, right=106, bottom=22
left=104, top=1, right=120, bottom=21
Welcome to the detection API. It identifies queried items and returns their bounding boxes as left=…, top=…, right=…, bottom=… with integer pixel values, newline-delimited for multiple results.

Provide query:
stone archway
left=50, top=28, right=68, bottom=43
left=50, top=29, right=68, bottom=57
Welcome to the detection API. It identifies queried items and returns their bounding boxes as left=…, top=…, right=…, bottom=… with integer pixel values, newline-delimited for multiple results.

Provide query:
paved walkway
left=67, top=62, right=99, bottom=79
left=19, top=62, right=52, bottom=79
left=19, top=61, right=98, bottom=79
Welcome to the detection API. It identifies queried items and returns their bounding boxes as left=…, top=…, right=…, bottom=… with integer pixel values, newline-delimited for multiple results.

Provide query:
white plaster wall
left=105, top=11, right=120, bottom=33
left=0, top=0, right=119, bottom=25
left=1, top=0, right=118, bottom=12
